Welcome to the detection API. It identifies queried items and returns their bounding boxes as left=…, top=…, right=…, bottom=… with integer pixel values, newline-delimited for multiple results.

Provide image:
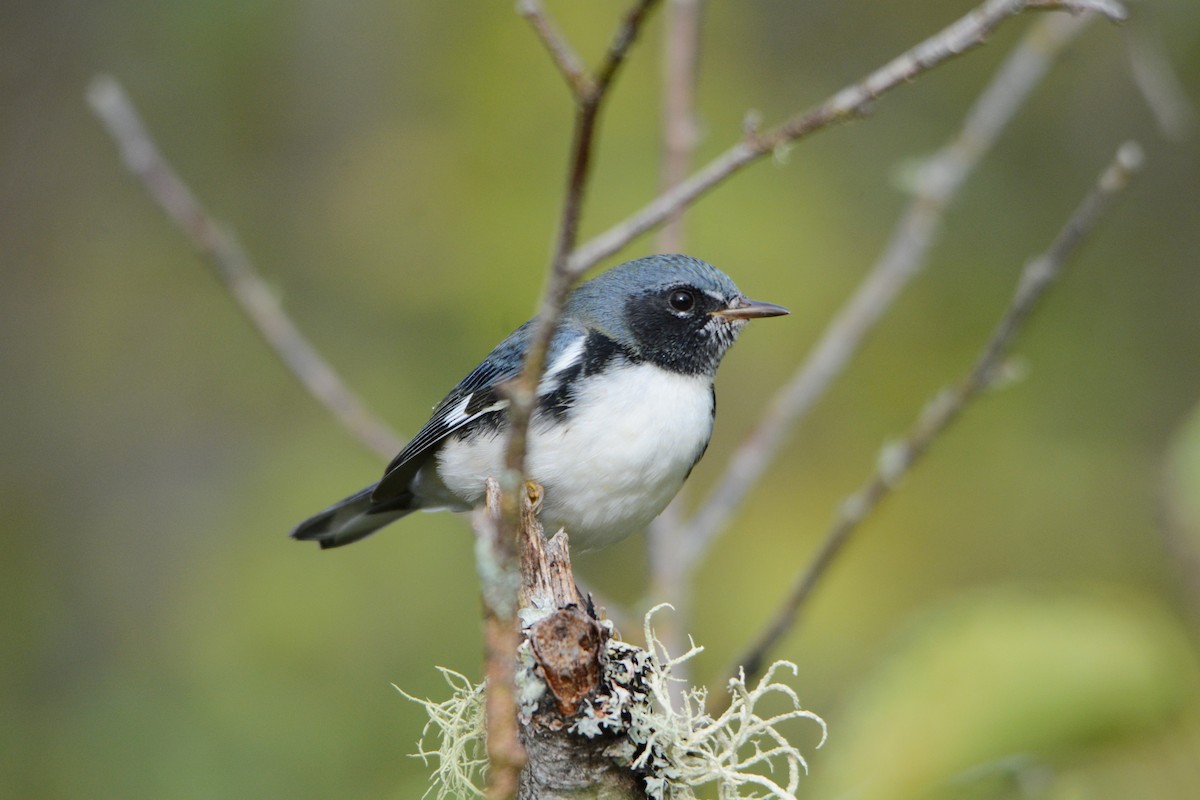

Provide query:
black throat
left=622, top=292, right=737, bottom=376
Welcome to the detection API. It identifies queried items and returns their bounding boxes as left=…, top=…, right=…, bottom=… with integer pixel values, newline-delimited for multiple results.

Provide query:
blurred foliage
left=2, top=1, right=1199, bottom=798
left=1165, top=400, right=1200, bottom=621
left=811, top=590, right=1199, bottom=800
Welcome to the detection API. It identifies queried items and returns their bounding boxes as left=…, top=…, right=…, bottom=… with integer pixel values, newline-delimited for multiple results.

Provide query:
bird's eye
left=668, top=289, right=695, bottom=313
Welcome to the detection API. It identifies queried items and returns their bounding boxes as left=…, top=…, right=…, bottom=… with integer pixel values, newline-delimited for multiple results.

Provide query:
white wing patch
left=443, top=396, right=472, bottom=425
left=439, top=392, right=509, bottom=431
left=537, top=336, right=586, bottom=396
left=440, top=334, right=581, bottom=430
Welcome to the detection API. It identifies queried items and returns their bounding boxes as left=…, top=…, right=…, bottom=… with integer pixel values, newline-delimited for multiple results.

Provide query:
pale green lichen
left=395, top=668, right=487, bottom=799
left=398, top=607, right=826, bottom=800
left=596, top=605, right=827, bottom=800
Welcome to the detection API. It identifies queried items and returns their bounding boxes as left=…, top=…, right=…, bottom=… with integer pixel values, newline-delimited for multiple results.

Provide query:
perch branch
left=725, top=141, right=1145, bottom=690
left=487, top=3, right=661, bottom=796
left=567, top=0, right=1126, bottom=276
left=86, top=75, right=403, bottom=461
left=677, top=10, right=1098, bottom=575
left=474, top=480, right=530, bottom=800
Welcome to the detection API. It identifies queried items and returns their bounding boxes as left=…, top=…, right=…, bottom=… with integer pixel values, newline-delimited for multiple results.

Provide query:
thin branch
left=657, top=0, right=703, bottom=253
left=487, top=4, right=662, bottom=796
left=1026, top=0, right=1126, bottom=15
left=475, top=481, right=532, bottom=800
left=1125, top=20, right=1198, bottom=141
left=517, top=0, right=594, bottom=99
left=566, top=0, right=1127, bottom=276
left=86, top=74, right=404, bottom=461
left=725, top=141, right=1145, bottom=689
left=677, top=11, right=1097, bottom=575
left=502, top=0, right=661, bottom=501
left=647, top=0, right=706, bottom=697
left=1159, top=437, right=1200, bottom=625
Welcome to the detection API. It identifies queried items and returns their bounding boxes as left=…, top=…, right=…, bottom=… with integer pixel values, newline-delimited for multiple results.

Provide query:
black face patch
left=623, top=285, right=742, bottom=376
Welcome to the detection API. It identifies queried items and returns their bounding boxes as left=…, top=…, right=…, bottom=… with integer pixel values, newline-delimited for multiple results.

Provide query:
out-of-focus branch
left=724, top=141, right=1145, bottom=692
left=652, top=1, right=1110, bottom=695
left=646, top=0, right=706, bottom=695
left=677, top=11, right=1098, bottom=575
left=1160, top=408, right=1200, bottom=625
left=475, top=479, right=527, bottom=800
left=567, top=0, right=1127, bottom=276
left=86, top=75, right=404, bottom=461
left=1125, top=21, right=1198, bottom=141
left=657, top=0, right=703, bottom=254
left=488, top=4, right=662, bottom=797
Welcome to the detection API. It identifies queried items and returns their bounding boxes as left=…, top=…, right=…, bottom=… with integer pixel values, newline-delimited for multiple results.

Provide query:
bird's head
left=567, top=254, right=789, bottom=376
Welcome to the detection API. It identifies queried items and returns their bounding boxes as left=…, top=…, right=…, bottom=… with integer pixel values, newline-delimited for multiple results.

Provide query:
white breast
left=434, top=364, right=715, bottom=550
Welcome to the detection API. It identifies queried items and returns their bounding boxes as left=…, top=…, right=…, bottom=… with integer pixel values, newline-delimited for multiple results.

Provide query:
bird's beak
left=711, top=296, right=790, bottom=320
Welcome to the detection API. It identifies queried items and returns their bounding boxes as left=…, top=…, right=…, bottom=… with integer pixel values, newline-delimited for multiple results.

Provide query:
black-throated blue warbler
left=291, top=254, right=788, bottom=551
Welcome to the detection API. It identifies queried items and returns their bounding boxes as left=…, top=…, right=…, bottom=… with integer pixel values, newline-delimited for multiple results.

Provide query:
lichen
left=395, top=668, right=488, bottom=799
left=579, top=605, right=827, bottom=800
left=399, top=607, right=826, bottom=800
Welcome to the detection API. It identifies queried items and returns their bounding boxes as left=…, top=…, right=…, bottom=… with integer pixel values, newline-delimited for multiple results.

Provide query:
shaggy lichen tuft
left=399, top=607, right=825, bottom=800
left=395, top=668, right=488, bottom=799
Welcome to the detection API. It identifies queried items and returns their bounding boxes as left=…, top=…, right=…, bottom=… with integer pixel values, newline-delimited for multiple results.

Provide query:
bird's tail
left=290, top=484, right=413, bottom=549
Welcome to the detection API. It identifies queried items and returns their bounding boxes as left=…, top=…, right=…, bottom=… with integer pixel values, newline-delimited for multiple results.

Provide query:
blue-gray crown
left=568, top=254, right=741, bottom=318
left=565, top=254, right=776, bottom=376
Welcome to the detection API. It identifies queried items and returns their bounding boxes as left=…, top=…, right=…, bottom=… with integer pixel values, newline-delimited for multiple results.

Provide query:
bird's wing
left=370, top=321, right=589, bottom=504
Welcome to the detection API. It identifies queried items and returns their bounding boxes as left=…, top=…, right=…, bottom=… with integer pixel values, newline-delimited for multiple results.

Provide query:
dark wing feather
left=371, top=321, right=586, bottom=504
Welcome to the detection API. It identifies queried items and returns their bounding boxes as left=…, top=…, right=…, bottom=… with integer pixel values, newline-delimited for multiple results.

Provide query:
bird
left=291, top=254, right=788, bottom=552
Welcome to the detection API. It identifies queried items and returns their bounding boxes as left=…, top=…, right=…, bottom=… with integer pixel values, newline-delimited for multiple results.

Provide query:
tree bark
left=483, top=480, right=648, bottom=800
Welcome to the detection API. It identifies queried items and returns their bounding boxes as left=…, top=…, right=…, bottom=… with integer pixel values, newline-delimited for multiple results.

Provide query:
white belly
left=435, top=364, right=715, bottom=550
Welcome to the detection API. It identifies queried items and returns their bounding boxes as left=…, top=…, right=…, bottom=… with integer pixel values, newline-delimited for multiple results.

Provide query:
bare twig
left=724, top=141, right=1144, bottom=690
left=657, top=0, right=703, bottom=253
left=646, top=0, right=706, bottom=694
left=1125, top=21, right=1198, bottom=141
left=485, top=4, right=662, bottom=796
left=517, top=0, right=593, bottom=100
left=86, top=75, right=403, bottom=461
left=503, top=0, right=661, bottom=495
left=567, top=0, right=1127, bottom=276
left=475, top=480, right=530, bottom=800
left=1159, top=424, right=1200, bottom=624
left=1026, top=0, right=1126, bottom=16
left=677, top=11, right=1097, bottom=575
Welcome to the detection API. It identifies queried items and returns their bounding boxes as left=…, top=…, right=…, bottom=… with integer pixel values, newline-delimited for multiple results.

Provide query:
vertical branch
left=503, top=0, right=661, bottom=497
left=482, top=4, right=662, bottom=797
left=482, top=609, right=525, bottom=800
left=1124, top=20, right=1198, bottom=141
left=475, top=481, right=526, bottom=800
left=647, top=0, right=705, bottom=695
left=657, top=0, right=703, bottom=253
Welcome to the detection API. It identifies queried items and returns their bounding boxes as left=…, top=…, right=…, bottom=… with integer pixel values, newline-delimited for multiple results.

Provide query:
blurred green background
left=4, top=1, right=1200, bottom=798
